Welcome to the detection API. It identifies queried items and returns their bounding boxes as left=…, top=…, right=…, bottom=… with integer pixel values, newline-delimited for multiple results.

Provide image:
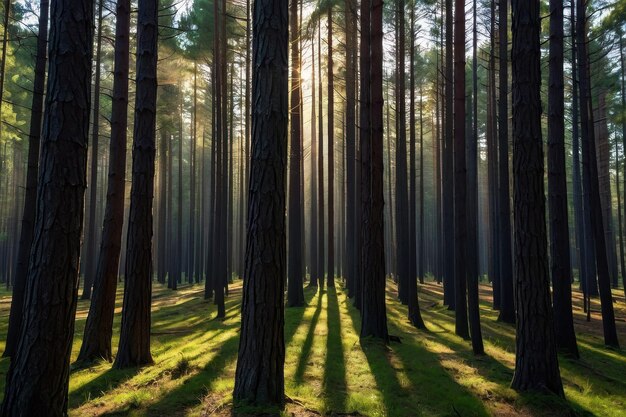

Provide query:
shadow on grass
left=145, top=334, right=240, bottom=416
left=285, top=287, right=318, bottom=345
left=69, top=365, right=142, bottom=409
left=294, top=291, right=323, bottom=384
left=344, top=290, right=491, bottom=417
left=323, top=288, right=348, bottom=413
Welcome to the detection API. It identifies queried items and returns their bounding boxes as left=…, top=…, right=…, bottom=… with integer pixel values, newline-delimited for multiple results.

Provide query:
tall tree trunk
left=360, top=0, right=389, bottom=342
left=407, top=2, right=425, bottom=329
left=82, top=0, right=105, bottom=300
left=487, top=0, right=500, bottom=309
left=0, top=0, right=93, bottom=412
left=498, top=0, right=514, bottom=324
left=77, top=0, right=131, bottom=363
left=467, top=0, right=484, bottom=355
left=309, top=35, right=318, bottom=288
left=614, top=128, right=625, bottom=296
left=233, top=0, right=288, bottom=405
left=620, top=36, right=626, bottom=298
left=287, top=0, right=304, bottom=307
left=345, top=0, right=357, bottom=297
left=327, top=6, right=335, bottom=288
left=2, top=0, right=48, bottom=359
left=547, top=0, right=578, bottom=358
left=113, top=0, right=158, bottom=368
left=454, top=0, right=469, bottom=339
left=510, top=0, right=564, bottom=395
left=443, top=0, right=455, bottom=309
left=317, top=20, right=325, bottom=290
left=576, top=0, right=619, bottom=348
left=189, top=63, right=197, bottom=282
left=158, top=130, right=167, bottom=284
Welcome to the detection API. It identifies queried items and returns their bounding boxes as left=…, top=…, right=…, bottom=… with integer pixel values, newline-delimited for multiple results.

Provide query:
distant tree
left=327, top=3, right=335, bottom=288
left=82, top=0, right=105, bottom=301
left=233, top=0, right=288, bottom=406
left=78, top=0, right=131, bottom=364
left=2, top=0, right=48, bottom=359
left=454, top=0, right=469, bottom=339
left=113, top=0, right=158, bottom=368
left=510, top=0, right=564, bottom=396
left=0, top=0, right=93, bottom=412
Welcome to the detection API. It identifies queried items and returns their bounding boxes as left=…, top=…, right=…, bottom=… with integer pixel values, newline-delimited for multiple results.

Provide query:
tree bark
left=78, top=0, right=131, bottom=364
left=287, top=0, right=304, bottom=307
left=547, top=0, right=578, bottom=359
left=2, top=0, right=48, bottom=359
left=0, top=0, right=93, bottom=412
left=510, top=0, right=564, bottom=396
left=327, top=5, right=335, bottom=288
left=233, top=0, right=288, bottom=406
left=113, top=0, right=158, bottom=368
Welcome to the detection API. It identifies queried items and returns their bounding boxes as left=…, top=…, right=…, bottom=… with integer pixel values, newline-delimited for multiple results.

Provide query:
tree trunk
left=77, top=0, right=131, bottom=364
left=113, top=0, right=158, bottom=368
left=317, top=20, right=325, bottom=290
left=0, top=0, right=93, bottom=412
left=2, top=0, right=48, bottom=359
left=287, top=0, right=304, bottom=307
left=547, top=0, right=578, bottom=359
left=233, top=0, right=288, bottom=406
left=407, top=2, right=425, bottom=329
left=189, top=63, right=197, bottom=282
left=360, top=0, right=389, bottom=342
left=158, top=129, right=167, bottom=284
left=82, top=0, right=105, bottom=300
left=443, top=0, right=455, bottom=309
left=576, top=0, right=619, bottom=348
left=453, top=0, right=469, bottom=339
left=510, top=0, right=564, bottom=395
left=309, top=35, right=318, bottom=288
left=327, top=6, right=335, bottom=288
left=498, top=0, right=514, bottom=324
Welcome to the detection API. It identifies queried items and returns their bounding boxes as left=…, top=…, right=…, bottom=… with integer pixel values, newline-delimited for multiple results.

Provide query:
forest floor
left=0, top=279, right=625, bottom=417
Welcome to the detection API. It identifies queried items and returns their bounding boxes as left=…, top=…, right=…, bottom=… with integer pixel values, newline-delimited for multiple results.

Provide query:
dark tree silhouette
left=510, top=0, right=564, bottom=396
left=113, top=0, right=158, bottom=369
left=327, top=5, right=335, bottom=288
left=233, top=0, right=288, bottom=406
left=0, top=0, right=93, bottom=413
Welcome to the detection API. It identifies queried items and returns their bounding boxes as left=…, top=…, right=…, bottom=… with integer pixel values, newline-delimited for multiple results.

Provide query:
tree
left=77, top=0, right=131, bottom=364
left=454, top=0, right=469, bottom=339
left=407, top=1, right=425, bottom=329
left=233, top=0, right=288, bottom=406
left=0, top=0, right=93, bottom=412
left=113, top=0, right=158, bottom=369
left=317, top=20, right=325, bottom=290
left=547, top=0, right=578, bottom=359
left=396, top=0, right=409, bottom=305
left=3, top=0, right=48, bottom=359
left=510, top=0, right=564, bottom=396
left=309, top=33, right=319, bottom=288
left=467, top=0, right=484, bottom=355
left=287, top=0, right=304, bottom=307
left=327, top=4, right=335, bottom=288
left=576, top=0, right=619, bottom=348
left=82, top=0, right=105, bottom=300
left=498, top=0, right=514, bottom=324
left=360, top=0, right=389, bottom=342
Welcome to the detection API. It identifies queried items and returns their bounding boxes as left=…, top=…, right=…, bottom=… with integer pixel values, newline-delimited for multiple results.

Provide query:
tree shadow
left=69, top=365, right=142, bottom=409
left=285, top=286, right=318, bottom=345
left=322, top=288, right=348, bottom=413
left=294, top=291, right=323, bottom=384
left=345, top=291, right=491, bottom=417
left=144, top=334, right=240, bottom=416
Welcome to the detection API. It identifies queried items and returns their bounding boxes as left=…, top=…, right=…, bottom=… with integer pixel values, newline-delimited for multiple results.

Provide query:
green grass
left=0, top=279, right=624, bottom=416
